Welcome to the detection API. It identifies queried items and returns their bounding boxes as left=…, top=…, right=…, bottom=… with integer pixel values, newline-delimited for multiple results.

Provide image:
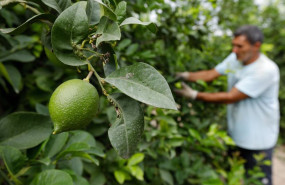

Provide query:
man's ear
left=254, top=41, right=262, bottom=49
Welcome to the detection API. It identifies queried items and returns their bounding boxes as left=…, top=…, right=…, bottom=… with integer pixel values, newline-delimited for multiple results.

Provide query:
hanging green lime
left=49, top=79, right=99, bottom=134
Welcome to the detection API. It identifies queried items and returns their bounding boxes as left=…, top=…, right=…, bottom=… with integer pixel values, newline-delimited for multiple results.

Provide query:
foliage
left=0, top=0, right=283, bottom=185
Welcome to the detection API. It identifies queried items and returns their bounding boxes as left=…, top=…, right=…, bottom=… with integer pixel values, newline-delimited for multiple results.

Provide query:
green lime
left=174, top=82, right=182, bottom=89
left=49, top=79, right=99, bottom=134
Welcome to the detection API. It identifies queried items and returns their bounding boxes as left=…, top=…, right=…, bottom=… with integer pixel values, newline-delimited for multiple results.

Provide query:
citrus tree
left=0, top=0, right=178, bottom=184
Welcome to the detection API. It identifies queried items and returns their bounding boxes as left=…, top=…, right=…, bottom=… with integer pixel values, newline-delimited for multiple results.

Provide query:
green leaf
left=96, top=16, right=121, bottom=47
left=105, top=63, right=177, bottom=110
left=0, top=63, right=22, bottom=93
left=51, top=2, right=89, bottom=66
left=87, top=147, right=106, bottom=158
left=128, top=166, right=144, bottom=180
left=159, top=169, right=174, bottom=185
left=0, top=8, right=19, bottom=28
left=0, top=112, right=52, bottom=149
left=78, top=153, right=99, bottom=165
left=0, top=77, right=8, bottom=92
left=127, top=153, right=144, bottom=166
left=41, top=26, right=52, bottom=50
left=36, top=157, right=51, bottom=165
left=90, top=171, right=106, bottom=185
left=108, top=93, right=144, bottom=159
left=263, top=160, right=271, bottom=166
left=189, top=128, right=201, bottom=141
left=114, top=170, right=129, bottom=184
left=120, top=17, right=157, bottom=33
left=0, top=32, right=13, bottom=49
left=108, top=0, right=117, bottom=7
left=92, top=0, right=117, bottom=21
left=60, top=157, right=83, bottom=176
left=35, top=103, right=50, bottom=115
left=125, top=43, right=138, bottom=56
left=117, top=39, right=131, bottom=51
left=86, top=0, right=101, bottom=25
left=73, top=175, right=90, bottom=185
left=115, top=1, right=126, bottom=22
left=59, top=147, right=100, bottom=165
left=97, top=42, right=118, bottom=76
left=196, top=80, right=207, bottom=88
left=65, top=143, right=91, bottom=152
left=0, top=50, right=35, bottom=63
left=44, top=132, right=69, bottom=158
left=168, top=137, right=184, bottom=147
left=224, top=137, right=235, bottom=146
left=31, top=169, right=73, bottom=185
left=88, top=124, right=108, bottom=137
left=106, top=106, right=117, bottom=124
left=66, top=131, right=96, bottom=148
left=0, top=14, right=56, bottom=35
left=35, top=76, right=55, bottom=92
left=44, top=47, right=67, bottom=68
left=56, top=131, right=99, bottom=164
left=41, top=0, right=72, bottom=14
left=0, top=146, right=27, bottom=175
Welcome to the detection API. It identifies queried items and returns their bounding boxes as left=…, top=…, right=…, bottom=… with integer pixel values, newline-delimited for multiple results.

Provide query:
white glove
left=175, top=72, right=190, bottom=80
left=174, top=82, right=198, bottom=100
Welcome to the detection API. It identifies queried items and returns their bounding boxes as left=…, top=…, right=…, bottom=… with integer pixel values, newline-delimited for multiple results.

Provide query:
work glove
left=174, top=82, right=198, bottom=100
left=175, top=72, right=191, bottom=80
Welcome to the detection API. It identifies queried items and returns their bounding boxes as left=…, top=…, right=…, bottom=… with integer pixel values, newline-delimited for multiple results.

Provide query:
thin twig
left=88, top=64, right=107, bottom=95
left=20, top=3, right=41, bottom=15
left=81, top=40, right=88, bottom=49
left=87, top=54, right=97, bottom=61
left=80, top=48, right=102, bottom=56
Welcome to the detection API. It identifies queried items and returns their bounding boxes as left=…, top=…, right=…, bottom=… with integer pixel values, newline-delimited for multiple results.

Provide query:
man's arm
left=176, top=69, right=221, bottom=82
left=196, top=87, right=249, bottom=104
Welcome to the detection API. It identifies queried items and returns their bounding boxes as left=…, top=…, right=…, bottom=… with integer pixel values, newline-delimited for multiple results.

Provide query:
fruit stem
left=83, top=71, right=93, bottom=82
left=88, top=64, right=107, bottom=96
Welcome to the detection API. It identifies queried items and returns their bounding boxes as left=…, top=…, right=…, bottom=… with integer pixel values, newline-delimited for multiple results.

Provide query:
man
left=175, top=25, right=279, bottom=185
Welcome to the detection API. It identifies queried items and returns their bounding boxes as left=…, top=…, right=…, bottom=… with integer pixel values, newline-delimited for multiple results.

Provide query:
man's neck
left=243, top=53, right=260, bottom=65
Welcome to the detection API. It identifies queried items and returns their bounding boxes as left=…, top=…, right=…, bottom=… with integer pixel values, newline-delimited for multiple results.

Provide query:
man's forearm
left=196, top=92, right=236, bottom=104
left=195, top=87, right=249, bottom=104
left=186, top=69, right=220, bottom=82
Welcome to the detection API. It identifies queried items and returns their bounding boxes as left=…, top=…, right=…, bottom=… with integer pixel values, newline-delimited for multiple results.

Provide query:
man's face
left=232, top=35, right=260, bottom=64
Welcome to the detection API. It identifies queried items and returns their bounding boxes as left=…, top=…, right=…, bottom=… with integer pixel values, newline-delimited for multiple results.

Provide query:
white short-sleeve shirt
left=215, top=53, right=280, bottom=150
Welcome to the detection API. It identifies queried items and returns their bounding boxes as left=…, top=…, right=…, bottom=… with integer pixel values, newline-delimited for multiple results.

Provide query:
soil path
left=273, top=145, right=285, bottom=185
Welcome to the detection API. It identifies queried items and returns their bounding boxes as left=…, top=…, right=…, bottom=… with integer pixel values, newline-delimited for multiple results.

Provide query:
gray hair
left=234, top=25, right=264, bottom=45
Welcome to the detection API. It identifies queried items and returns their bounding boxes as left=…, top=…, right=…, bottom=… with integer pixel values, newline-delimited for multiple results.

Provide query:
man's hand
left=175, top=69, right=220, bottom=82
left=175, top=72, right=190, bottom=80
left=174, top=82, right=198, bottom=100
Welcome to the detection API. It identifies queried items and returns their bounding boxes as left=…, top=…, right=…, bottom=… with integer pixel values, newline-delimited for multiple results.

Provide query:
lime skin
left=49, top=79, right=99, bottom=134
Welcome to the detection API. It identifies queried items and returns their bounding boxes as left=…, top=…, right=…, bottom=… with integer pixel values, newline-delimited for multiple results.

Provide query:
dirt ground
left=273, top=145, right=285, bottom=185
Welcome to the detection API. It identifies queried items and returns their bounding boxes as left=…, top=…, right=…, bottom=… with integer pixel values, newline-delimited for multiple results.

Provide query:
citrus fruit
left=49, top=79, right=99, bottom=134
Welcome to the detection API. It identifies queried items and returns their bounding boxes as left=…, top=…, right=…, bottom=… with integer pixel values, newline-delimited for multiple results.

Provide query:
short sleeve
left=215, top=53, right=236, bottom=75
left=235, top=67, right=277, bottom=98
